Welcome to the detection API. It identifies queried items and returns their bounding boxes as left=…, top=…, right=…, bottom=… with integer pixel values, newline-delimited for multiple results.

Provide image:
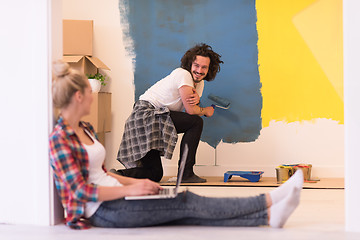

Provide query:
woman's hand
left=123, top=179, right=163, bottom=197
left=186, top=88, right=200, bottom=106
left=97, top=178, right=163, bottom=201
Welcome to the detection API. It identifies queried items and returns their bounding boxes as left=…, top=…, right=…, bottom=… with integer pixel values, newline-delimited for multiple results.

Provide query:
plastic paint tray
left=224, top=171, right=264, bottom=183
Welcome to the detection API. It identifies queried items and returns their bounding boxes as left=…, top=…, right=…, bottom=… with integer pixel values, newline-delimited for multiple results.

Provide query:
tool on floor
left=276, top=164, right=318, bottom=183
left=276, top=166, right=293, bottom=183
left=224, top=171, right=264, bottom=183
left=208, top=94, right=231, bottom=109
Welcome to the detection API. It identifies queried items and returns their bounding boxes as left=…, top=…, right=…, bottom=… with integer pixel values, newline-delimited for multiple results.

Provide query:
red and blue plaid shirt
left=49, top=116, right=99, bottom=229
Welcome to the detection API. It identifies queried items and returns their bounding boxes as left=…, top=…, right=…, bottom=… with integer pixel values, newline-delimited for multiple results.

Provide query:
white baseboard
left=163, top=164, right=344, bottom=178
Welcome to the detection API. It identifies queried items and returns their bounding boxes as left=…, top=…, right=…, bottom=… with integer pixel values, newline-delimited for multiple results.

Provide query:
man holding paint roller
left=112, top=43, right=223, bottom=183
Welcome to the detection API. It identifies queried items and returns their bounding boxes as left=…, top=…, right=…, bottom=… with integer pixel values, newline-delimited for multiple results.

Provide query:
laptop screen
left=175, top=144, right=188, bottom=192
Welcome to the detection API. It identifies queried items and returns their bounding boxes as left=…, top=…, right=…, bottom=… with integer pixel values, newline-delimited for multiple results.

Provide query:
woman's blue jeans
left=89, top=191, right=268, bottom=228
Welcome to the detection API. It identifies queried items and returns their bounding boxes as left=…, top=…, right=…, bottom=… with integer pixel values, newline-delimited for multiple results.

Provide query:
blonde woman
left=49, top=60, right=303, bottom=229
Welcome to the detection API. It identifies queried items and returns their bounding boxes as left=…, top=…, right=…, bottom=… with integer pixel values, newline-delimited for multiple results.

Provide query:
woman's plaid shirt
left=49, top=116, right=99, bottom=229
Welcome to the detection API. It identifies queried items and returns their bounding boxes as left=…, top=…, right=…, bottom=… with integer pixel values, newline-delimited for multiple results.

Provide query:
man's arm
left=186, top=88, right=200, bottom=106
left=179, top=85, right=214, bottom=117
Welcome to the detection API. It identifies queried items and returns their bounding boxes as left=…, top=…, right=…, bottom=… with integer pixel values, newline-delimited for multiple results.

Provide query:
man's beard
left=193, top=71, right=205, bottom=82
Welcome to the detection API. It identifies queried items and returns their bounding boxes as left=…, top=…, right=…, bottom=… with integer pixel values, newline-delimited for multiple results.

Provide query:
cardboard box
left=82, top=92, right=111, bottom=133
left=62, top=55, right=110, bottom=75
left=63, top=20, right=93, bottom=56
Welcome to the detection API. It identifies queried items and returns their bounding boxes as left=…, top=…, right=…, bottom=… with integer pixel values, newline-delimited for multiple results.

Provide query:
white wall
left=62, top=0, right=134, bottom=173
left=343, top=0, right=360, bottom=232
left=0, top=0, right=60, bottom=225
left=50, top=0, right=65, bottom=225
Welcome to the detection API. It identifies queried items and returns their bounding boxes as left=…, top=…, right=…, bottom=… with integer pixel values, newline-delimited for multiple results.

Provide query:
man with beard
left=113, top=43, right=223, bottom=183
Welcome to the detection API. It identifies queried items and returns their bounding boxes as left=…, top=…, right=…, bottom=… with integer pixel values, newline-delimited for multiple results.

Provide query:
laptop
left=124, top=144, right=188, bottom=200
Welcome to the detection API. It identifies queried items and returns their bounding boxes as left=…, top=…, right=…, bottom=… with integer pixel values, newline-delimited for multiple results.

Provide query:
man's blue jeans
left=89, top=191, right=268, bottom=228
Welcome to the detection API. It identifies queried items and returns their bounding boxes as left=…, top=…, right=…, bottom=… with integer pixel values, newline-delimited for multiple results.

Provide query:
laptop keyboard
left=159, top=188, right=172, bottom=195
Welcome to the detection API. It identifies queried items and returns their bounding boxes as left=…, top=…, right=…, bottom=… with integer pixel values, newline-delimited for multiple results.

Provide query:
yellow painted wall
left=256, top=0, right=343, bottom=127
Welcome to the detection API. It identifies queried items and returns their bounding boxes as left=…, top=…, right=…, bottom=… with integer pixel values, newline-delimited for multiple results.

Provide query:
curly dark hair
left=180, top=43, right=223, bottom=82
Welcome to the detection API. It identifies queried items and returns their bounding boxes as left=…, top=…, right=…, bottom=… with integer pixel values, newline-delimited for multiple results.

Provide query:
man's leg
left=170, top=111, right=206, bottom=183
left=113, top=150, right=163, bottom=182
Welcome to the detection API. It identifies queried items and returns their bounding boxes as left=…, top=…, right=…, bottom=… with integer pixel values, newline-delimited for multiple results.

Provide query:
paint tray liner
left=224, top=171, right=264, bottom=182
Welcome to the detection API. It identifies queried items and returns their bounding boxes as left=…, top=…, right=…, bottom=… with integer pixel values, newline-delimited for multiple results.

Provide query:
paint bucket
left=276, top=166, right=293, bottom=183
left=293, top=164, right=312, bottom=181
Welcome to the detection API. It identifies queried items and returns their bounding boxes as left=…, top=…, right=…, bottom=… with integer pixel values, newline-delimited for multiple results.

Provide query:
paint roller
left=208, top=93, right=231, bottom=109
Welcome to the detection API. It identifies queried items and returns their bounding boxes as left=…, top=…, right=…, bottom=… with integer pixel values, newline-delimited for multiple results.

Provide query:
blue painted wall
left=119, top=0, right=262, bottom=147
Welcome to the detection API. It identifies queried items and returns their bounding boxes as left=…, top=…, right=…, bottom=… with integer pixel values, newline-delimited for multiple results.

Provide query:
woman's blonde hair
left=52, top=60, right=88, bottom=109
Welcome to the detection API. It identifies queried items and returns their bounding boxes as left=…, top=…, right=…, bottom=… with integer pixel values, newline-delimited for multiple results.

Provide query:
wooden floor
left=161, top=176, right=345, bottom=189
left=1, top=186, right=357, bottom=240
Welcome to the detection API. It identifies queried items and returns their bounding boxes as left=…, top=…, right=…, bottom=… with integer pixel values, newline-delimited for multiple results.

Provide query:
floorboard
left=161, top=176, right=344, bottom=189
left=1, top=187, right=357, bottom=240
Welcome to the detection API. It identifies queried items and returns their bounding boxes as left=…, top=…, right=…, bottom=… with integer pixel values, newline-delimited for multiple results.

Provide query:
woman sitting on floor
left=49, top=60, right=303, bottom=229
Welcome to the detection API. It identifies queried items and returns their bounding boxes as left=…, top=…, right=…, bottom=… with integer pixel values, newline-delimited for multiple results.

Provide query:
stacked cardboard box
left=62, top=20, right=111, bottom=145
left=63, top=20, right=110, bottom=74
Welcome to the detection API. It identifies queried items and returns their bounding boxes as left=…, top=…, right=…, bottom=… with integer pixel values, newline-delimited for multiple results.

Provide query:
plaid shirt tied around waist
left=49, top=116, right=99, bottom=229
left=117, top=100, right=178, bottom=168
